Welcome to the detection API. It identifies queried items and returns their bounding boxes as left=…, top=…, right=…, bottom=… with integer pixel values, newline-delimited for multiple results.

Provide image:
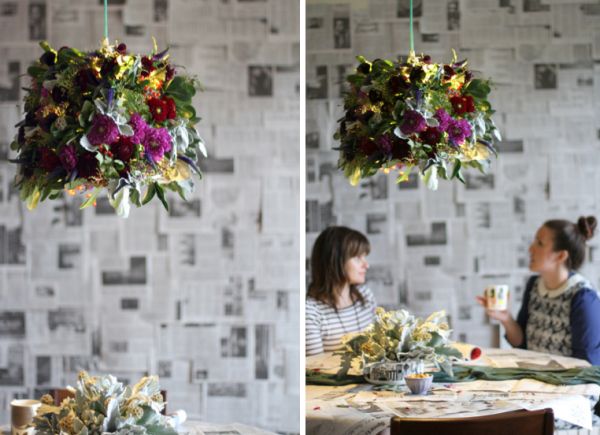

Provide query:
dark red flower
left=39, top=51, right=56, bottom=66
left=443, top=65, right=456, bottom=80
left=116, top=43, right=127, bottom=55
left=391, top=138, right=411, bottom=161
left=164, top=96, right=177, bottom=120
left=38, top=147, right=61, bottom=171
left=357, top=63, right=371, bottom=75
left=141, top=56, right=156, bottom=78
left=420, top=127, right=442, bottom=146
left=112, top=136, right=134, bottom=163
left=51, top=86, right=68, bottom=104
left=368, top=89, right=382, bottom=103
left=59, top=145, right=78, bottom=171
left=76, top=152, right=99, bottom=179
left=38, top=113, right=58, bottom=132
left=147, top=97, right=167, bottom=123
left=76, top=68, right=100, bottom=92
left=100, top=58, right=118, bottom=77
left=358, top=137, right=377, bottom=156
left=450, top=95, right=475, bottom=115
left=165, top=65, right=175, bottom=82
left=470, top=347, right=482, bottom=360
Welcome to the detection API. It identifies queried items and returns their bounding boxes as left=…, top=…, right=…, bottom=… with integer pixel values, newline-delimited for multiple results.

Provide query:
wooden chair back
left=390, top=408, right=554, bottom=435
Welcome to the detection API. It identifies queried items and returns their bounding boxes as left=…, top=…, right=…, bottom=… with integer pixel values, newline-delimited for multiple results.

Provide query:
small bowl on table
left=404, top=373, right=433, bottom=395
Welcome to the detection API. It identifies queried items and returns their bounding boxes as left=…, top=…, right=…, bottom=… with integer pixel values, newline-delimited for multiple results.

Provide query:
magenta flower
left=434, top=108, right=452, bottom=131
left=447, top=119, right=472, bottom=146
left=87, top=114, right=119, bottom=146
left=400, top=110, right=427, bottom=135
left=143, top=127, right=172, bottom=163
left=59, top=145, right=77, bottom=171
left=129, top=113, right=149, bottom=144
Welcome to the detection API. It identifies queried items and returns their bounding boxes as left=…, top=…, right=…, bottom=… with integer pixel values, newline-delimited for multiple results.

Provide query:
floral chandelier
left=335, top=2, right=500, bottom=190
left=11, top=1, right=205, bottom=218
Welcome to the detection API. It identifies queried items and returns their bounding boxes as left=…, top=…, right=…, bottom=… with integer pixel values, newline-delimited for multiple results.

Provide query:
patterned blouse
left=516, top=273, right=600, bottom=364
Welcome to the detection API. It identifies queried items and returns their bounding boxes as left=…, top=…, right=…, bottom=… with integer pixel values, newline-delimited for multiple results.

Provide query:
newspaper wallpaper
left=306, top=0, right=600, bottom=349
left=0, top=0, right=300, bottom=433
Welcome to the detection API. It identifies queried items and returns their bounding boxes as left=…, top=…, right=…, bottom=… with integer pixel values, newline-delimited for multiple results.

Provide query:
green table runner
left=306, top=365, right=600, bottom=387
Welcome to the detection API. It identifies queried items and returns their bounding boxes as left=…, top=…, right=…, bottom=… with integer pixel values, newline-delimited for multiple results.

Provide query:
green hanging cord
left=409, top=0, right=414, bottom=54
left=103, top=0, right=109, bottom=44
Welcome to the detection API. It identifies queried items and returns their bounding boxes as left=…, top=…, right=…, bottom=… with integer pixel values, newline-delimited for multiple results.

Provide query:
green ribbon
left=409, top=0, right=414, bottom=52
left=104, top=0, right=109, bottom=41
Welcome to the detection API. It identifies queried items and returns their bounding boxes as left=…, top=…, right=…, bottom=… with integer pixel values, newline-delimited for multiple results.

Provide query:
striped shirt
left=305, top=286, right=377, bottom=356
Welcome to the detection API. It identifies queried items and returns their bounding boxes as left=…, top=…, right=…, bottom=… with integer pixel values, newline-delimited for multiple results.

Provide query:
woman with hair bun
left=306, top=226, right=377, bottom=356
left=478, top=216, right=600, bottom=364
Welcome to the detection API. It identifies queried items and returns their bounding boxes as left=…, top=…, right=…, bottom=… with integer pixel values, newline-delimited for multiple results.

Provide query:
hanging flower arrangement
left=10, top=40, right=205, bottom=217
left=334, top=51, right=501, bottom=189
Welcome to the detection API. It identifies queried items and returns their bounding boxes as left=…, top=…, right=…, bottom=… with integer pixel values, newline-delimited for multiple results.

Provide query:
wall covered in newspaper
left=0, top=0, right=300, bottom=432
left=306, top=0, right=600, bottom=349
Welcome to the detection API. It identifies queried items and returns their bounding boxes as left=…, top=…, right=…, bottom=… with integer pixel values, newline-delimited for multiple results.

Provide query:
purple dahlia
left=434, top=108, right=452, bottom=131
left=399, top=110, right=427, bottom=135
left=129, top=113, right=149, bottom=144
left=87, top=114, right=119, bottom=146
left=447, top=119, right=472, bottom=146
left=143, top=127, right=172, bottom=163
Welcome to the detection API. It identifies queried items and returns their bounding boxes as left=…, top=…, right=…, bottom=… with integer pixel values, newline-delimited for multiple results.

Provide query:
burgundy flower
left=368, top=89, right=383, bottom=103
left=142, top=127, right=172, bottom=163
left=147, top=97, right=167, bottom=123
left=358, top=137, right=377, bottom=156
left=434, top=108, right=452, bottom=131
left=447, top=119, right=472, bottom=145
left=391, top=138, right=411, bottom=161
left=38, top=147, right=61, bottom=171
left=39, top=51, right=56, bottom=66
left=141, top=56, right=156, bottom=77
left=51, top=86, right=68, bottom=104
left=400, top=110, right=427, bottom=135
left=443, top=65, right=456, bottom=80
left=112, top=136, right=134, bottom=163
left=376, top=134, right=394, bottom=154
left=77, top=152, right=99, bottom=179
left=76, top=68, right=100, bottom=92
left=100, top=58, right=118, bottom=77
left=420, top=127, right=442, bottom=146
left=357, top=63, right=371, bottom=75
left=388, top=75, right=409, bottom=94
left=450, top=95, right=475, bottom=115
left=87, top=114, right=119, bottom=146
left=409, top=66, right=425, bottom=83
left=59, top=145, right=78, bottom=171
left=165, top=65, right=175, bottom=82
left=116, top=43, right=127, bottom=55
left=164, top=96, right=177, bottom=120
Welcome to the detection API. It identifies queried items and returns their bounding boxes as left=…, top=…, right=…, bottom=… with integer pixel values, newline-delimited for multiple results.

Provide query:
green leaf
left=154, top=183, right=169, bottom=211
left=142, top=183, right=156, bottom=205
left=464, top=78, right=491, bottom=99
left=79, top=188, right=101, bottom=209
left=27, top=65, right=47, bottom=79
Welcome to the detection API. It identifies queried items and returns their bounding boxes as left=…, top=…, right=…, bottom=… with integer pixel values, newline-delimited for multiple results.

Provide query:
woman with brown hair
left=478, top=216, right=600, bottom=364
left=306, top=226, right=377, bottom=356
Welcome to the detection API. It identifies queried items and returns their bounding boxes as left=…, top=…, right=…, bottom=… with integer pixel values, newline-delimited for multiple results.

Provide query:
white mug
left=10, top=399, right=41, bottom=435
left=484, top=285, right=509, bottom=310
